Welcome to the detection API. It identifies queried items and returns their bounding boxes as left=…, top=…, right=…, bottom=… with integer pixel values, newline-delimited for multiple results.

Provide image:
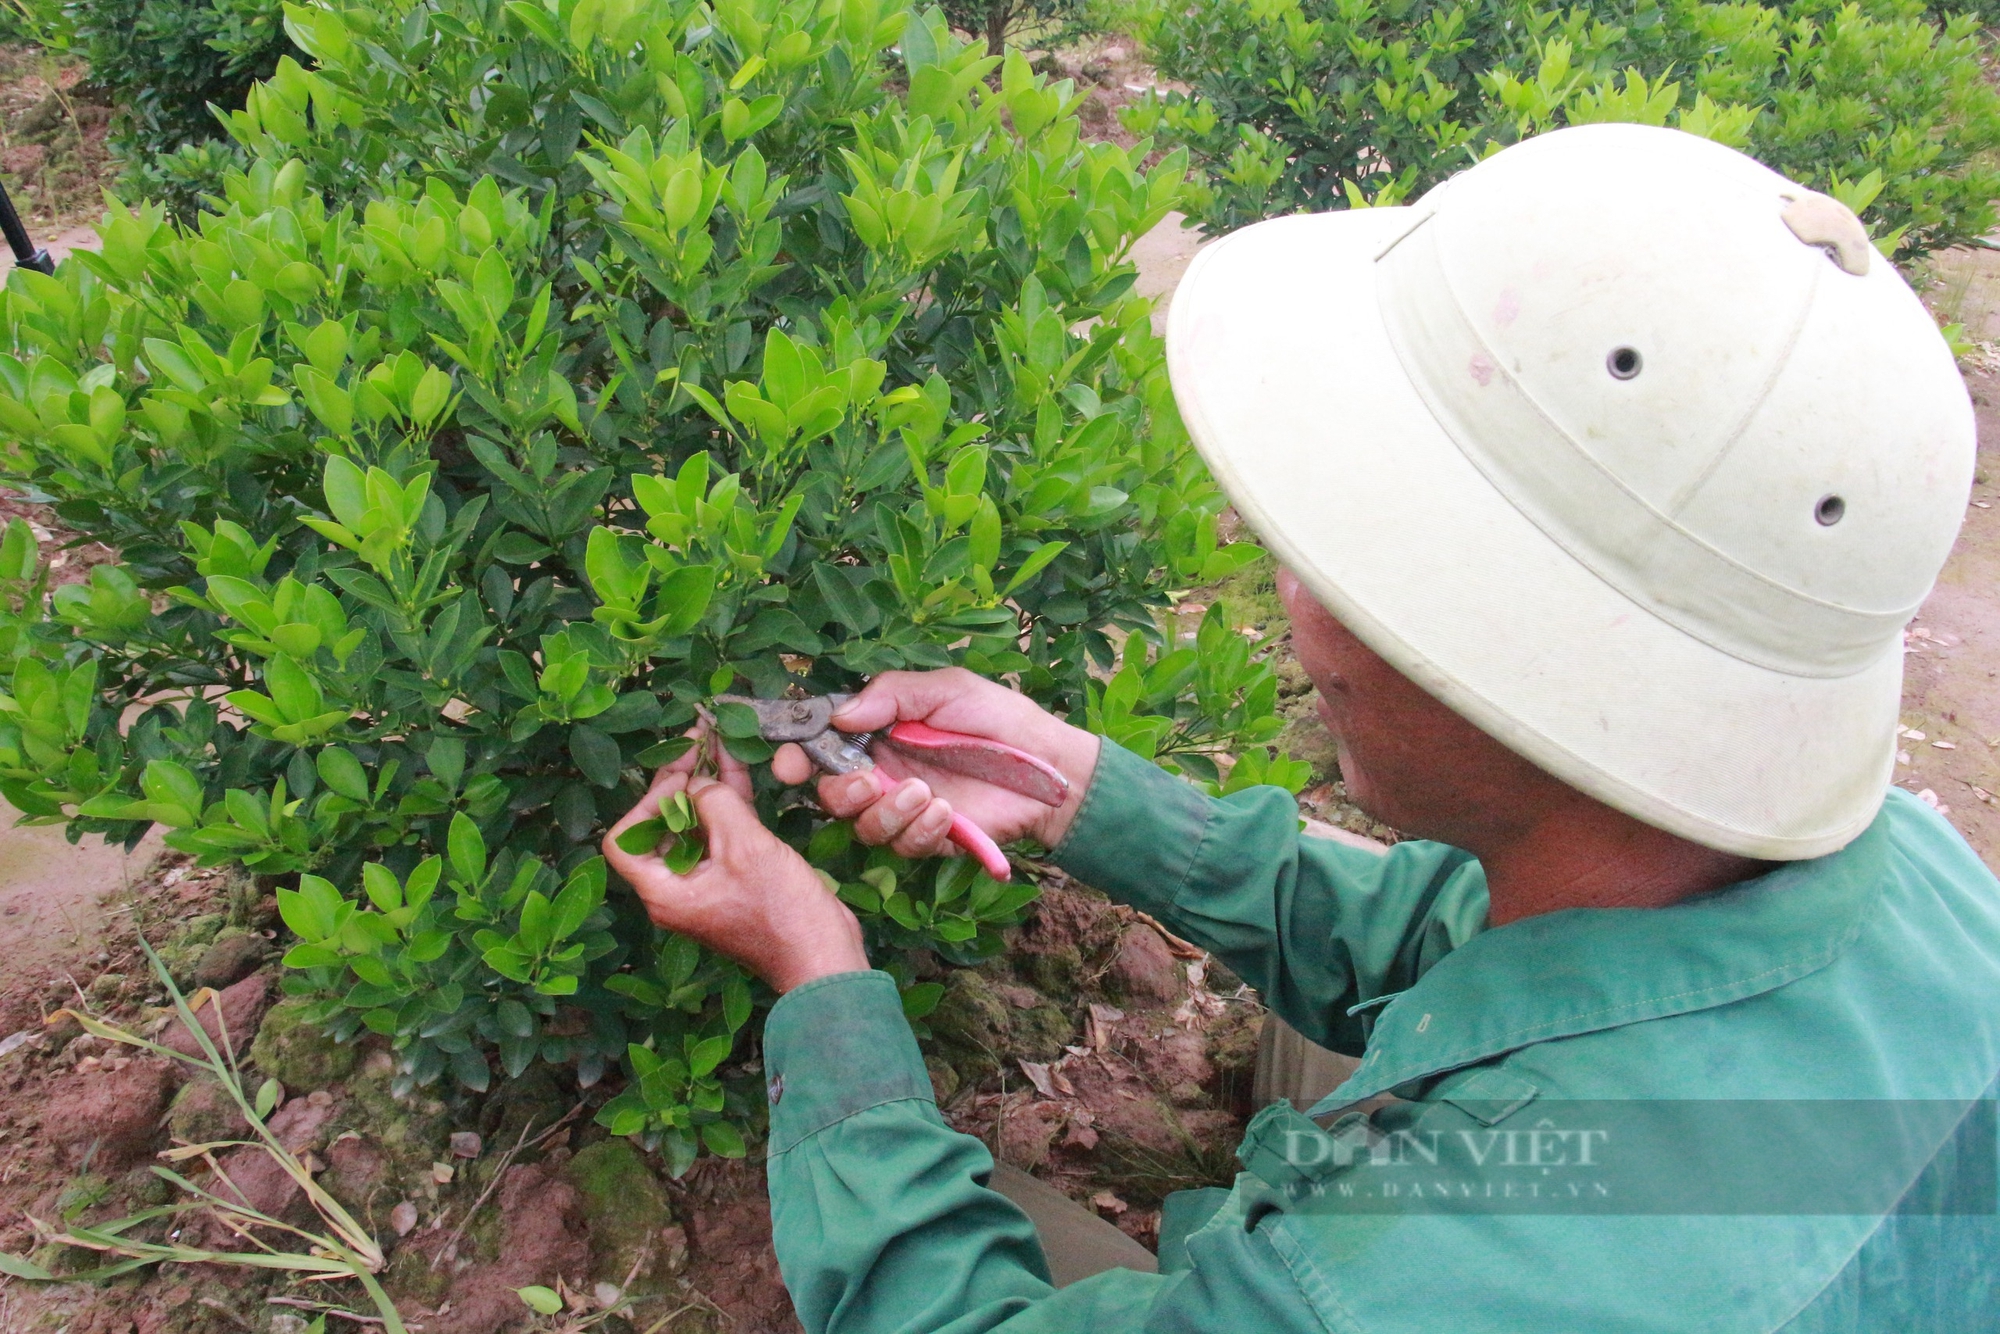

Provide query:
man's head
left=1168, top=124, right=1974, bottom=861
left=1275, top=562, right=1536, bottom=845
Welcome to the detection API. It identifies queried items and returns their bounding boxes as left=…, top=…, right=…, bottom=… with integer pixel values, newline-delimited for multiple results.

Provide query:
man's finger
left=816, top=767, right=886, bottom=817
left=889, top=799, right=955, bottom=860
left=854, top=777, right=934, bottom=848
left=772, top=743, right=815, bottom=787
left=685, top=774, right=769, bottom=857
left=712, top=734, right=755, bottom=801
left=829, top=668, right=977, bottom=733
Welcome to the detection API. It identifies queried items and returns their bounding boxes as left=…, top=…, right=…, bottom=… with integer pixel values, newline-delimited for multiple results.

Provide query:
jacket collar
left=1309, top=798, right=1891, bottom=1114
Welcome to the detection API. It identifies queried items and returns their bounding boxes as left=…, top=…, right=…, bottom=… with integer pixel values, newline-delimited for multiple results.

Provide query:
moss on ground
left=250, top=998, right=360, bottom=1090
left=564, top=1139, right=676, bottom=1293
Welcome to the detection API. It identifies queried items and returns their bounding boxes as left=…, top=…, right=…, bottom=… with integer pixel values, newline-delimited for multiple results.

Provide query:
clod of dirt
left=475, top=1060, right=570, bottom=1157
left=187, top=1092, right=342, bottom=1246
left=563, top=1139, right=676, bottom=1293
left=673, top=1156, right=795, bottom=1332
left=322, top=1132, right=390, bottom=1210
left=248, top=996, right=359, bottom=1089
left=158, top=911, right=227, bottom=986
left=1009, top=883, right=1124, bottom=998
left=925, top=1054, right=960, bottom=1103
left=43, top=1056, right=174, bottom=1166
left=192, top=931, right=269, bottom=989
left=421, top=1160, right=592, bottom=1334
left=999, top=1098, right=1066, bottom=1169
left=926, top=970, right=1074, bottom=1082
left=164, top=972, right=270, bottom=1059
left=328, top=1061, right=450, bottom=1189
left=1107, top=925, right=1185, bottom=1003
left=166, top=1076, right=247, bottom=1146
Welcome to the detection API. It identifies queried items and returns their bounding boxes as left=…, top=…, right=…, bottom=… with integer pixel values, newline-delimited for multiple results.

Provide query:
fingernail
left=842, top=772, right=878, bottom=803
left=892, top=783, right=926, bottom=814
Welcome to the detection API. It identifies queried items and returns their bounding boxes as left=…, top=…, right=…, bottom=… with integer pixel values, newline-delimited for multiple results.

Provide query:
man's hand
left=602, top=738, right=867, bottom=994
left=771, top=668, right=1100, bottom=859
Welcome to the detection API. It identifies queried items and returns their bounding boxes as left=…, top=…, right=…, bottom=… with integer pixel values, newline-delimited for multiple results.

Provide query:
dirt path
left=1896, top=369, right=2000, bottom=865
left=0, top=813, right=157, bottom=996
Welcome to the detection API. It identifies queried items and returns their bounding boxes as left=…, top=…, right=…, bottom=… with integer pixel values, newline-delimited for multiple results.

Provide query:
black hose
left=0, top=178, right=53, bottom=276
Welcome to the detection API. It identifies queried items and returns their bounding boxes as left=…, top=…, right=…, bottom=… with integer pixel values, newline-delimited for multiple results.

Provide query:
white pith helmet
left=1165, top=123, right=1974, bottom=860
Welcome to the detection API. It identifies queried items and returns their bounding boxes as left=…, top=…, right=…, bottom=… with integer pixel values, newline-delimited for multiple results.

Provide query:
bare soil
left=1892, top=368, right=2000, bottom=865
left=0, top=44, right=114, bottom=271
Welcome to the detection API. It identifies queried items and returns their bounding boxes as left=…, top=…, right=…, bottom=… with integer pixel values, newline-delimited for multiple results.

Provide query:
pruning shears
left=716, top=694, right=1068, bottom=881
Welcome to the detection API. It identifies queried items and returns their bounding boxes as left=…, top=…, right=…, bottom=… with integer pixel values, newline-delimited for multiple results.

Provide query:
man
left=605, top=125, right=2000, bottom=1331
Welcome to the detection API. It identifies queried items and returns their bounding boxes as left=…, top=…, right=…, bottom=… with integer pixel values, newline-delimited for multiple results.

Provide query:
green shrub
left=17, top=0, right=294, bottom=208
left=0, top=0, right=1304, bottom=1171
left=1128, top=0, right=2000, bottom=259
left=939, top=0, right=1086, bottom=56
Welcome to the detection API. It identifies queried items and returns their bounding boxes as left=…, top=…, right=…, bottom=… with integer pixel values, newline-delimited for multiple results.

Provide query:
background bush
left=1128, top=0, right=2000, bottom=258
left=11, top=0, right=294, bottom=214
left=0, top=0, right=1306, bottom=1171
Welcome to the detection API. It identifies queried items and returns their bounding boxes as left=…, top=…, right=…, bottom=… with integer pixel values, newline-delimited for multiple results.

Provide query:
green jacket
left=762, top=741, right=2000, bottom=1332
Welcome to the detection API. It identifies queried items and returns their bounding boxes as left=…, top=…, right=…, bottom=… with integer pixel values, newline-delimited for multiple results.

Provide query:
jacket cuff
left=763, top=970, right=935, bottom=1155
left=1050, top=739, right=1213, bottom=913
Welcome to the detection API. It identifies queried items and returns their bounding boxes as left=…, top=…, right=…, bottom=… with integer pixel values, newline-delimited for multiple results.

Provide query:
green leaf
left=1002, top=541, right=1069, bottom=596
left=655, top=564, right=716, bottom=637
left=812, top=562, right=874, bottom=634
left=448, top=812, right=487, bottom=885
left=701, top=1120, right=747, bottom=1157
left=615, top=817, right=669, bottom=855
left=362, top=862, right=403, bottom=912
left=316, top=746, right=370, bottom=802
left=901, top=981, right=945, bottom=1019
left=0, top=1250, right=54, bottom=1280
left=322, top=454, right=369, bottom=530
left=516, top=1285, right=564, bottom=1317
left=254, top=1076, right=283, bottom=1118
left=688, top=1033, right=733, bottom=1077
left=518, top=889, right=554, bottom=953
left=570, top=724, right=622, bottom=788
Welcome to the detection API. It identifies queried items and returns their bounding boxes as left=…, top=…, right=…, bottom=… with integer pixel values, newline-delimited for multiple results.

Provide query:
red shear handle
left=947, top=813, right=1014, bottom=882
left=880, top=721, right=1070, bottom=807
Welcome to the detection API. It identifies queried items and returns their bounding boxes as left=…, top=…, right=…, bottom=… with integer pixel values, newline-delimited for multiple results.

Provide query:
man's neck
left=1470, top=800, right=1768, bottom=928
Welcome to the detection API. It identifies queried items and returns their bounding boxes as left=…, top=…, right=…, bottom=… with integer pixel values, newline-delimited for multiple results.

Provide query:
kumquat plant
left=0, top=0, right=1304, bottom=1169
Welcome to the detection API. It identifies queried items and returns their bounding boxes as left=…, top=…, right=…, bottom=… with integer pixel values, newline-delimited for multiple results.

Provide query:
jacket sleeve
left=762, top=970, right=1329, bottom=1334
left=1052, top=741, right=1488, bottom=1053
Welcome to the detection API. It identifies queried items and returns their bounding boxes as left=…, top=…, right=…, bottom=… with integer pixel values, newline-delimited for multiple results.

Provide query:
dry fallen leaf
left=1918, top=789, right=1940, bottom=809
left=1933, top=740, right=1957, bottom=750
left=390, top=1201, right=419, bottom=1237
left=449, top=1130, right=483, bottom=1159
left=1018, top=1060, right=1058, bottom=1098
left=1091, top=1190, right=1129, bottom=1215
left=1906, top=729, right=1928, bottom=742
left=432, top=1161, right=455, bottom=1184
left=1897, top=751, right=1911, bottom=766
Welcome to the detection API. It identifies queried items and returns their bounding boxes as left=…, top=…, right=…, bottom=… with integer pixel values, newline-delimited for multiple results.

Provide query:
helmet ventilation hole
left=1607, top=347, right=1643, bottom=380
left=1815, top=494, right=1846, bottom=527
